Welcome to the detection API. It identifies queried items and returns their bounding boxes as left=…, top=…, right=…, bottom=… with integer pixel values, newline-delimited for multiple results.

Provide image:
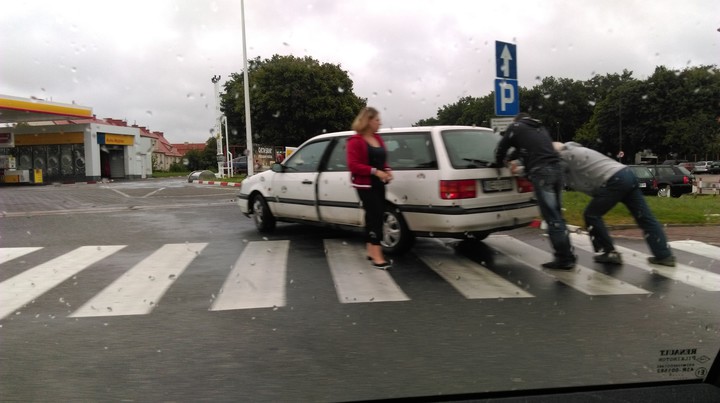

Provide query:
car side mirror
left=271, top=163, right=284, bottom=173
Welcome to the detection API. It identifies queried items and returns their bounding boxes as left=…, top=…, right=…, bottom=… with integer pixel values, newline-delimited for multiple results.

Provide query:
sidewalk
left=609, top=224, right=720, bottom=247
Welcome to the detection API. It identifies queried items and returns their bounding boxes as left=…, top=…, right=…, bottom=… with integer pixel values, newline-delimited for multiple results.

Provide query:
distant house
left=173, top=142, right=206, bottom=156
left=103, top=119, right=183, bottom=171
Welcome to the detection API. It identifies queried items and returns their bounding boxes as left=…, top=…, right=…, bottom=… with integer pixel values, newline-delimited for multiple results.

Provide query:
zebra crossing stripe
left=668, top=240, right=720, bottom=260
left=416, top=240, right=534, bottom=299
left=324, top=239, right=410, bottom=303
left=211, top=240, right=289, bottom=311
left=485, top=235, right=650, bottom=296
left=0, top=247, right=43, bottom=265
left=570, top=233, right=720, bottom=292
left=0, top=245, right=127, bottom=320
left=70, top=243, right=207, bottom=317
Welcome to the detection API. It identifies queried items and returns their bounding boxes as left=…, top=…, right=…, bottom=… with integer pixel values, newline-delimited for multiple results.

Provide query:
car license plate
left=639, top=183, right=646, bottom=188
left=482, top=178, right=513, bottom=192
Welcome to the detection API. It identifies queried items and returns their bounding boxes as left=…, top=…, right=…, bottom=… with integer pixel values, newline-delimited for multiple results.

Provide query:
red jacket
left=346, top=133, right=391, bottom=189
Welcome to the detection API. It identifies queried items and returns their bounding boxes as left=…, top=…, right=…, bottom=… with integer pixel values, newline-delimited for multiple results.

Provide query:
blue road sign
left=495, top=41, right=517, bottom=79
left=494, top=78, right=519, bottom=116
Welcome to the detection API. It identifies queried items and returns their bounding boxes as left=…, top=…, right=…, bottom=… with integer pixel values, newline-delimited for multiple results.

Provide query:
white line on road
left=325, top=239, right=409, bottom=303
left=70, top=243, right=207, bottom=317
left=485, top=235, right=650, bottom=296
left=211, top=240, right=289, bottom=311
left=571, top=234, right=720, bottom=292
left=0, top=247, right=42, bottom=265
left=668, top=240, right=720, bottom=260
left=0, top=245, right=126, bottom=320
left=416, top=240, right=533, bottom=299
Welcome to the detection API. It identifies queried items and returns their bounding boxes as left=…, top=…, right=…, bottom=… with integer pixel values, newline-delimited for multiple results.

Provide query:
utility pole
left=241, top=0, right=253, bottom=176
left=618, top=99, right=623, bottom=162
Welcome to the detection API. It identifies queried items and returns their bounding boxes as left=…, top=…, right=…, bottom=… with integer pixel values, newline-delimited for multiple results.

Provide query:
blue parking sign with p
left=494, top=79, right=519, bottom=116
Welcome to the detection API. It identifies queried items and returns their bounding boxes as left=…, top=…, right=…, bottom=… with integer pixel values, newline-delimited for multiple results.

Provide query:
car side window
left=324, top=137, right=349, bottom=172
left=382, top=132, right=436, bottom=169
left=284, top=140, right=330, bottom=172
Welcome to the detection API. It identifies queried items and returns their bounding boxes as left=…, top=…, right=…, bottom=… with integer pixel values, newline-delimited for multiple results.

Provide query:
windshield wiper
left=461, top=158, right=493, bottom=167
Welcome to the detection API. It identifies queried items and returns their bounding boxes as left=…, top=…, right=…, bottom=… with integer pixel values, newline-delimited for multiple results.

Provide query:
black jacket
left=494, top=117, right=559, bottom=172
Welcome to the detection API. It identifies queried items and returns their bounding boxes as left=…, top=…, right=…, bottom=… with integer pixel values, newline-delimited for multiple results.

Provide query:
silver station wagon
left=237, top=126, right=539, bottom=254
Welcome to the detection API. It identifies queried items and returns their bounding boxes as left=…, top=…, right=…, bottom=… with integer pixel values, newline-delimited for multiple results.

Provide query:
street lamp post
left=211, top=75, right=224, bottom=177
left=556, top=121, right=560, bottom=141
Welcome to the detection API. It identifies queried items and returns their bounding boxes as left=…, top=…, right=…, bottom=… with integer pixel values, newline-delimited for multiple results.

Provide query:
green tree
left=414, top=95, right=495, bottom=127
left=183, top=137, right=219, bottom=171
left=221, top=55, right=366, bottom=147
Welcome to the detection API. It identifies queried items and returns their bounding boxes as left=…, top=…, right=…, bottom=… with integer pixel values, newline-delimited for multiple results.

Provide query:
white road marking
left=70, top=243, right=207, bottom=317
left=0, top=245, right=126, bottom=320
left=325, top=239, right=409, bottom=303
left=0, top=247, right=42, bottom=265
left=571, top=233, right=720, bottom=292
left=485, top=235, right=650, bottom=296
left=668, top=240, right=720, bottom=260
left=211, top=240, right=289, bottom=311
left=416, top=240, right=533, bottom=299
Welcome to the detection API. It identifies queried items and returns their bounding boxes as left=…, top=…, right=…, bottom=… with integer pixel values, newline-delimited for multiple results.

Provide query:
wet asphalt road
left=0, top=178, right=718, bottom=402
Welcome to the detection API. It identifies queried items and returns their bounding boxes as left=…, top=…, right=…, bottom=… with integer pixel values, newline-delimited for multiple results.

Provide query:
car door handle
left=302, top=180, right=313, bottom=185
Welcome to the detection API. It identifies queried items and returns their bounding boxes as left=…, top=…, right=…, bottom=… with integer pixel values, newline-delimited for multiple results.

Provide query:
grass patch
left=151, top=171, right=246, bottom=182
left=562, top=191, right=720, bottom=227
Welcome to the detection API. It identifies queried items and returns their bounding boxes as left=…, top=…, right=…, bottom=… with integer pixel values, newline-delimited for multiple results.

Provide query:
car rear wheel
left=251, top=194, right=276, bottom=233
left=657, top=186, right=670, bottom=197
left=381, top=205, right=414, bottom=255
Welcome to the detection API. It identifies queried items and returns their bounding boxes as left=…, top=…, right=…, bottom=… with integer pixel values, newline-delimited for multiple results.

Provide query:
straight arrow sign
left=495, top=41, right=517, bottom=79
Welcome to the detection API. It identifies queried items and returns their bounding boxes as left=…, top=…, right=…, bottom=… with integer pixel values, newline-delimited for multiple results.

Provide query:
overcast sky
left=1, top=0, right=718, bottom=144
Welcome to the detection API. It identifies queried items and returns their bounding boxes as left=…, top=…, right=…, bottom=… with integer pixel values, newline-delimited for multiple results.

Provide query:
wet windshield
left=1, top=1, right=718, bottom=402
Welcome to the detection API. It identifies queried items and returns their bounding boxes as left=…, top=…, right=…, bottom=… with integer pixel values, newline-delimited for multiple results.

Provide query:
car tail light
left=440, top=179, right=476, bottom=199
left=516, top=177, right=534, bottom=193
left=683, top=176, right=690, bottom=184
left=652, top=178, right=658, bottom=189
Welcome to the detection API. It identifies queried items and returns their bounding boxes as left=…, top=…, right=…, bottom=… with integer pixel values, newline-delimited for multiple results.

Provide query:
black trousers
left=356, top=184, right=386, bottom=245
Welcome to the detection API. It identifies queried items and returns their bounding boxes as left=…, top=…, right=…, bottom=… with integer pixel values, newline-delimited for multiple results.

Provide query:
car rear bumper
left=401, top=202, right=539, bottom=235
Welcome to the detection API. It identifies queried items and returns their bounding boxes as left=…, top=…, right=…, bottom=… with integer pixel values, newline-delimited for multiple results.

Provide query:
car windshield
left=1, top=1, right=719, bottom=402
left=442, top=129, right=498, bottom=168
left=678, top=166, right=693, bottom=176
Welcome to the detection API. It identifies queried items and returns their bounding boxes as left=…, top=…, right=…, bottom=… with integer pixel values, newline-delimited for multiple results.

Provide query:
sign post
left=494, top=41, right=519, bottom=117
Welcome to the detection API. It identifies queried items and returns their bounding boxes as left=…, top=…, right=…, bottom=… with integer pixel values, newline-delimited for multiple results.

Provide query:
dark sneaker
left=541, top=260, right=576, bottom=270
left=648, top=255, right=676, bottom=267
left=371, top=261, right=392, bottom=270
left=593, top=251, right=622, bottom=265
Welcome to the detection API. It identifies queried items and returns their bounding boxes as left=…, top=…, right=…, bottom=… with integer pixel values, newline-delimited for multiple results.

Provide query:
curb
left=193, top=180, right=243, bottom=187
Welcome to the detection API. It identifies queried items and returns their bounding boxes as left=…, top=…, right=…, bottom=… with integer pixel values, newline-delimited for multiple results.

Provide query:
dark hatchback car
left=627, top=165, right=658, bottom=195
left=709, top=161, right=720, bottom=174
left=646, top=164, right=695, bottom=197
left=228, top=156, right=248, bottom=174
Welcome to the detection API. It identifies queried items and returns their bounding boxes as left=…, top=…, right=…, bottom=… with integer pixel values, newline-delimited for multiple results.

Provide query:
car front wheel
left=381, top=205, right=414, bottom=255
left=251, top=194, right=276, bottom=233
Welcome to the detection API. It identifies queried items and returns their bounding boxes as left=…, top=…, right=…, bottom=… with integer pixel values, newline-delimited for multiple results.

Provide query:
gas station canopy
left=0, top=94, right=93, bottom=124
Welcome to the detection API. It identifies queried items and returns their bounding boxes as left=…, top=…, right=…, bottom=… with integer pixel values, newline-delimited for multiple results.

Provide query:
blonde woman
left=346, top=107, right=393, bottom=269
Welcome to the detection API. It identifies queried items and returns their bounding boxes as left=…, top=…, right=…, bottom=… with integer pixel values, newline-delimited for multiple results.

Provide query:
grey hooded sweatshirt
left=556, top=142, right=625, bottom=196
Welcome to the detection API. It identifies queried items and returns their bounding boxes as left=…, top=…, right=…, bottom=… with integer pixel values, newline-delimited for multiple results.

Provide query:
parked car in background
left=692, top=161, right=712, bottom=174
left=227, top=156, right=248, bottom=174
left=662, top=159, right=694, bottom=172
left=646, top=164, right=695, bottom=197
left=709, top=161, right=720, bottom=174
left=237, top=126, right=539, bottom=254
left=627, top=165, right=658, bottom=195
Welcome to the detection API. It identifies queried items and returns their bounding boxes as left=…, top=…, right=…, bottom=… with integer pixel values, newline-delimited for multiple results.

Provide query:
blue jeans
left=584, top=167, right=672, bottom=259
left=529, top=164, right=575, bottom=264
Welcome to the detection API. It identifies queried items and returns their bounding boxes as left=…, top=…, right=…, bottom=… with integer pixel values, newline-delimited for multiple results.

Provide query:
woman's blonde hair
left=351, top=107, right=379, bottom=134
